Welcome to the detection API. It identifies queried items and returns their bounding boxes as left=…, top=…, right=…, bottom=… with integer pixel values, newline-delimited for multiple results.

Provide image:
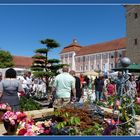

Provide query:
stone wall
left=125, top=5, right=140, bottom=64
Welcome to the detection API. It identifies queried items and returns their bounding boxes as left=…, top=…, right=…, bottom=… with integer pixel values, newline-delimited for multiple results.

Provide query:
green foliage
left=33, top=71, right=55, bottom=78
left=0, top=50, right=14, bottom=68
left=47, top=59, right=60, bottom=64
left=54, top=108, right=104, bottom=135
left=128, top=103, right=140, bottom=115
left=95, top=101, right=107, bottom=107
left=134, top=104, right=140, bottom=115
left=35, top=48, right=49, bottom=54
left=32, top=55, right=46, bottom=60
left=20, top=96, right=42, bottom=111
left=95, top=94, right=136, bottom=135
left=31, top=38, right=63, bottom=92
left=40, top=39, right=60, bottom=49
left=81, top=123, right=103, bottom=135
left=68, top=127, right=80, bottom=135
left=54, top=111, right=80, bottom=130
left=107, top=96, right=115, bottom=106
left=31, top=67, right=44, bottom=71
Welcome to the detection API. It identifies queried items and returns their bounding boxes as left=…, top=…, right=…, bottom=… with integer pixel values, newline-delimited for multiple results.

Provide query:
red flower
left=19, top=91, right=25, bottom=96
left=44, top=129, right=51, bottom=134
left=18, top=128, right=27, bottom=135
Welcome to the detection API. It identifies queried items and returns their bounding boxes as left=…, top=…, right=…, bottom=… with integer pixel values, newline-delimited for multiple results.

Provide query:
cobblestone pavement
left=0, top=123, right=6, bottom=136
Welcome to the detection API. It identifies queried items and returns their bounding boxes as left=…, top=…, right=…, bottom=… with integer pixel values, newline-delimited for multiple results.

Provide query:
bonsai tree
left=31, top=38, right=64, bottom=95
left=0, top=50, right=14, bottom=68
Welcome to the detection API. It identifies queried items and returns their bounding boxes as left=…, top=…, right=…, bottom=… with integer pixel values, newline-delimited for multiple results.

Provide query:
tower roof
left=60, top=39, right=82, bottom=54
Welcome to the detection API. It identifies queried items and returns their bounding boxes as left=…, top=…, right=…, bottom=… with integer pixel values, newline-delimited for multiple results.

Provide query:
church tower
left=125, top=5, right=140, bottom=64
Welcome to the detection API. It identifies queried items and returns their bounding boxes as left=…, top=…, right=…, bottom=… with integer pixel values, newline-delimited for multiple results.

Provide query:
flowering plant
left=1, top=111, right=27, bottom=125
left=136, top=97, right=140, bottom=104
left=18, top=91, right=25, bottom=97
left=0, top=103, right=12, bottom=111
left=104, top=118, right=121, bottom=125
left=16, top=118, right=53, bottom=136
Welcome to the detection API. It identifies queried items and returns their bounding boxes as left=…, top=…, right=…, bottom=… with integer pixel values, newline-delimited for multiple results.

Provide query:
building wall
left=60, top=49, right=126, bottom=73
left=60, top=51, right=76, bottom=71
left=74, top=49, right=125, bottom=73
left=125, top=5, right=140, bottom=64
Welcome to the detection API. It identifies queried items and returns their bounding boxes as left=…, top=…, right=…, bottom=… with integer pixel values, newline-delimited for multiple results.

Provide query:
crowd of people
left=0, top=67, right=140, bottom=111
left=50, top=66, right=140, bottom=109
left=0, top=68, right=46, bottom=111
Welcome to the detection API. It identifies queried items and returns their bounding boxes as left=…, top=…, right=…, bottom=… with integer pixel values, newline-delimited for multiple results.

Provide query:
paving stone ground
left=0, top=123, right=6, bottom=136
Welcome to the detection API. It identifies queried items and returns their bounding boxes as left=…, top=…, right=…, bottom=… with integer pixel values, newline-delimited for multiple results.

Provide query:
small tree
left=0, top=50, right=14, bottom=68
left=31, top=38, right=64, bottom=94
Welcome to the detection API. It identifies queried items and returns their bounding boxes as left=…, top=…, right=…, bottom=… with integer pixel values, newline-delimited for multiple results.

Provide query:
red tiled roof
left=76, top=37, right=126, bottom=56
left=13, top=56, right=33, bottom=68
left=60, top=46, right=82, bottom=54
left=60, top=39, right=83, bottom=54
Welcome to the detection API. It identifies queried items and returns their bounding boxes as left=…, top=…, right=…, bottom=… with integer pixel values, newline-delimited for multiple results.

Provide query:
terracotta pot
left=3, top=121, right=18, bottom=135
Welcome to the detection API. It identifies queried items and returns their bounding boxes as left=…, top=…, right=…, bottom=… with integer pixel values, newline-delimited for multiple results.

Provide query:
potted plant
left=1, top=111, right=26, bottom=135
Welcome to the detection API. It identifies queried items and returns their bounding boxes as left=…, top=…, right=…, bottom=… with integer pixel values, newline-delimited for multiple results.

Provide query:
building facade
left=125, top=5, right=140, bottom=64
left=60, top=38, right=126, bottom=73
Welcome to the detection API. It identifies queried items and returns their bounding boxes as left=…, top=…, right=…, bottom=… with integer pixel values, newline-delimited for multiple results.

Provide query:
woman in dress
left=0, top=68, right=24, bottom=111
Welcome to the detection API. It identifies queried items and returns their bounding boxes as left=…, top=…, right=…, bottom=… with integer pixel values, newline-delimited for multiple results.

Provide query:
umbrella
left=83, top=71, right=99, bottom=76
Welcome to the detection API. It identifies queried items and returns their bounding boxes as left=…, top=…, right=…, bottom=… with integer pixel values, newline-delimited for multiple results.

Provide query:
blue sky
left=0, top=4, right=126, bottom=59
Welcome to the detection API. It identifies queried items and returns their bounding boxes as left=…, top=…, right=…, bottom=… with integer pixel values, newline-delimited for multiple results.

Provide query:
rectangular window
left=80, top=66, right=83, bottom=71
left=69, top=53, right=72, bottom=57
left=85, top=56, right=89, bottom=61
left=85, top=65, right=88, bottom=70
left=102, top=53, right=107, bottom=59
left=83, top=56, right=85, bottom=62
left=80, top=57, right=83, bottom=62
left=96, top=54, right=101, bottom=59
left=78, top=57, right=80, bottom=62
left=134, top=38, right=138, bottom=45
left=90, top=55, right=95, bottom=61
left=76, top=57, right=80, bottom=62
left=65, top=54, right=68, bottom=58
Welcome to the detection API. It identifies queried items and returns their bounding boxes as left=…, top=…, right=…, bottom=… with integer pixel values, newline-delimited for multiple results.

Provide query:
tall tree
left=0, top=50, right=14, bottom=68
left=31, top=38, right=64, bottom=94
